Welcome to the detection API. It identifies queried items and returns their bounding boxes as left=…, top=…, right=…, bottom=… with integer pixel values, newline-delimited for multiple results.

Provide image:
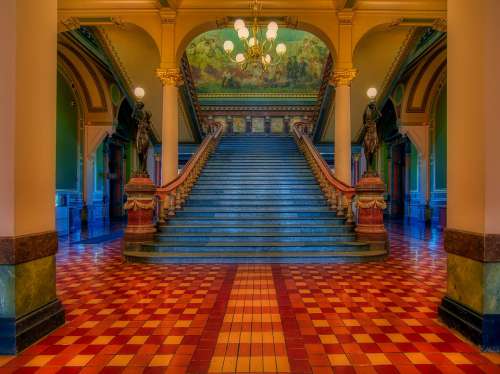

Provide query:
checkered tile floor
left=1, top=223, right=499, bottom=373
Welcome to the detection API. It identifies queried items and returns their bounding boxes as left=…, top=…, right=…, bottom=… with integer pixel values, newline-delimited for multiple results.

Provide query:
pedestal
left=355, top=174, right=388, bottom=249
left=124, top=175, right=156, bottom=242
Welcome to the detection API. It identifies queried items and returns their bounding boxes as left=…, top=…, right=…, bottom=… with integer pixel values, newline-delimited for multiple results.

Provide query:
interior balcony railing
left=292, top=121, right=356, bottom=224
left=155, top=122, right=223, bottom=221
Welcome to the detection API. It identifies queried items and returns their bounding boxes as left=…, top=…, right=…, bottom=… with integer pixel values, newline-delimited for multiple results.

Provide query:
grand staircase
left=124, top=134, right=387, bottom=263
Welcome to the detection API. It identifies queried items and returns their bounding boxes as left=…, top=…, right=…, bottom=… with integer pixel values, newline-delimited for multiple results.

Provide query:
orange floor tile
left=1, top=223, right=499, bottom=373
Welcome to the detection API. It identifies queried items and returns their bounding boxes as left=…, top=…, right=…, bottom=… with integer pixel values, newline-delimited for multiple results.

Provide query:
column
left=0, top=0, right=65, bottom=354
left=283, top=116, right=290, bottom=134
left=226, top=115, right=234, bottom=134
left=439, top=0, right=500, bottom=350
left=353, top=153, right=360, bottom=186
left=245, top=116, right=252, bottom=133
left=154, top=153, right=162, bottom=186
left=156, top=68, right=183, bottom=185
left=264, top=116, right=271, bottom=134
left=331, top=69, right=357, bottom=185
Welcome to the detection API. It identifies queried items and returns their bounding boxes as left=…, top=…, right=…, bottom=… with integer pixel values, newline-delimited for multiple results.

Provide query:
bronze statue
left=362, top=100, right=382, bottom=174
left=132, top=101, right=152, bottom=176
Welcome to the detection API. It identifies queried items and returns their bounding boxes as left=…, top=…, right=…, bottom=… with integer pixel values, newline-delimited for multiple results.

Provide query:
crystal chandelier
left=223, top=0, right=287, bottom=72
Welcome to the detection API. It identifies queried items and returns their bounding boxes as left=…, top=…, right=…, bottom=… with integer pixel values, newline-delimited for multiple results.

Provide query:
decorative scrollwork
left=356, top=197, right=387, bottom=210
left=156, top=68, right=184, bottom=87
left=124, top=198, right=155, bottom=211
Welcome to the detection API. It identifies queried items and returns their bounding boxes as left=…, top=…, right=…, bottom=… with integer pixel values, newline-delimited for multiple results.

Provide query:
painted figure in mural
left=132, top=101, right=152, bottom=176
left=362, top=100, right=382, bottom=174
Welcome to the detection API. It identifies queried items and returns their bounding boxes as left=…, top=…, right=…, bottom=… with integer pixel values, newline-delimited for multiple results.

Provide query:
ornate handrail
left=292, top=121, right=356, bottom=223
left=156, top=122, right=223, bottom=221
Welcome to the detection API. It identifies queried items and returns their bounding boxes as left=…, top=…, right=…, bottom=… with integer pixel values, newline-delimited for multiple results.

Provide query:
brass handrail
left=156, top=122, right=223, bottom=221
left=292, top=122, right=356, bottom=223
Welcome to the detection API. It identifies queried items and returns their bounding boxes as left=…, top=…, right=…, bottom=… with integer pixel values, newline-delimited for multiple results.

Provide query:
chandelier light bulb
left=235, top=53, right=246, bottom=63
left=265, top=54, right=272, bottom=64
left=248, top=37, right=257, bottom=47
left=134, top=86, right=145, bottom=100
left=276, top=43, right=287, bottom=55
left=267, top=21, right=278, bottom=31
left=223, top=40, right=234, bottom=53
left=367, top=87, right=378, bottom=99
left=238, top=27, right=249, bottom=40
left=266, top=29, right=277, bottom=41
left=234, top=19, right=245, bottom=31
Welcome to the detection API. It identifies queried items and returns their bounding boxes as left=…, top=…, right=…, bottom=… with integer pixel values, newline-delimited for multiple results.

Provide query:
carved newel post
left=124, top=87, right=157, bottom=241
left=355, top=88, right=388, bottom=249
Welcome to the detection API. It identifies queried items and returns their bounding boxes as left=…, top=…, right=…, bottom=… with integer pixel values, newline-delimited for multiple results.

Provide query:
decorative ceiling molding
left=377, top=27, right=418, bottom=107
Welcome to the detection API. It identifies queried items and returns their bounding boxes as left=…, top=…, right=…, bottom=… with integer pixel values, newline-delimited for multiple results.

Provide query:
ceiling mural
left=186, top=28, right=330, bottom=97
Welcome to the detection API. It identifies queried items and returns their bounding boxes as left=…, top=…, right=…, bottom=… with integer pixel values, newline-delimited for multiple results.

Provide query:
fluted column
left=331, top=69, right=357, bottom=185
left=156, top=68, right=183, bottom=185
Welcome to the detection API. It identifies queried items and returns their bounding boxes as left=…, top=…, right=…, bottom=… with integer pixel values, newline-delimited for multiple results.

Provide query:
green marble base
left=0, top=255, right=65, bottom=355
left=0, top=299, right=65, bottom=354
left=439, top=296, right=500, bottom=351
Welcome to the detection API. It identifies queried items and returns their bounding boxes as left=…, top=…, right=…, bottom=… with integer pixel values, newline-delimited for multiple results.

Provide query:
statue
left=362, top=99, right=382, bottom=175
left=132, top=101, right=152, bottom=176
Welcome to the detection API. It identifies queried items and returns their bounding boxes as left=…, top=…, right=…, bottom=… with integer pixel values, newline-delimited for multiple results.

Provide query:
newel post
left=354, top=87, right=388, bottom=250
left=124, top=88, right=157, bottom=243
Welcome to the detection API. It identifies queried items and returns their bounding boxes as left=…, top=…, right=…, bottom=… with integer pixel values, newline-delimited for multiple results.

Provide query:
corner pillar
left=0, top=0, right=65, bottom=355
left=439, top=0, right=500, bottom=350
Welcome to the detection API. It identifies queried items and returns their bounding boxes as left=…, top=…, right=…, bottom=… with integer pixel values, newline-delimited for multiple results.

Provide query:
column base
left=439, top=296, right=500, bottom=351
left=0, top=299, right=65, bottom=355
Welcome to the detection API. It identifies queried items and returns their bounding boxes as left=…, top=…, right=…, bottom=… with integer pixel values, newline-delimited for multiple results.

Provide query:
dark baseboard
left=0, top=299, right=65, bottom=355
left=439, top=296, right=500, bottom=351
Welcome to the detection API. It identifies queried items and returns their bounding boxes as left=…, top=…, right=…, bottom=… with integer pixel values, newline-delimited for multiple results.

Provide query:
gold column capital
left=156, top=68, right=183, bottom=86
left=330, top=68, right=358, bottom=87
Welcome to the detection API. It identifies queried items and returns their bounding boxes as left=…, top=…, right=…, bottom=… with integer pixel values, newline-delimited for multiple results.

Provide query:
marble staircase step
left=123, top=250, right=387, bottom=264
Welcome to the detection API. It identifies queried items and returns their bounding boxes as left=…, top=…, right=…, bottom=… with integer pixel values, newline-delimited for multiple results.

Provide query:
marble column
left=439, top=0, right=500, bottom=350
left=331, top=69, right=357, bottom=185
left=156, top=68, right=183, bottom=185
left=0, top=0, right=65, bottom=354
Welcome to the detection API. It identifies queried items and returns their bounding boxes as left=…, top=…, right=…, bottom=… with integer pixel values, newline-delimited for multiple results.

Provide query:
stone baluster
left=337, top=191, right=345, bottom=216
left=346, top=196, right=354, bottom=224
left=168, top=192, right=176, bottom=216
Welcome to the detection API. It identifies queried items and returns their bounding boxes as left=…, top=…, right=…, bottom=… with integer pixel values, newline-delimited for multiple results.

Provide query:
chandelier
left=223, top=0, right=287, bottom=72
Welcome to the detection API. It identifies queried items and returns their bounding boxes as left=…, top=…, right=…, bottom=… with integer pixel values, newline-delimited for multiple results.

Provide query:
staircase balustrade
left=292, top=122, right=356, bottom=224
left=156, top=122, right=223, bottom=221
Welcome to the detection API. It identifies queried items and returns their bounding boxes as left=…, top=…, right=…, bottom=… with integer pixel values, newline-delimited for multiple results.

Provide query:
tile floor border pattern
left=0, top=225, right=499, bottom=373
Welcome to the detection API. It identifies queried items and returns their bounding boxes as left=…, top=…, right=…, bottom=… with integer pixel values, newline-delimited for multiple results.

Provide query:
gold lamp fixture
left=223, top=0, right=287, bottom=72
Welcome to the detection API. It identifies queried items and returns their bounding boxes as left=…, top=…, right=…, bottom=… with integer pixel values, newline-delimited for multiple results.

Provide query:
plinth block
left=124, top=176, right=157, bottom=242
left=355, top=174, right=388, bottom=249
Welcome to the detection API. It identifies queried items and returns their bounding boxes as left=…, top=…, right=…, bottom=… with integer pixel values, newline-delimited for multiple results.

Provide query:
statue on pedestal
left=362, top=98, right=382, bottom=175
left=132, top=101, right=153, bottom=177
left=124, top=87, right=157, bottom=243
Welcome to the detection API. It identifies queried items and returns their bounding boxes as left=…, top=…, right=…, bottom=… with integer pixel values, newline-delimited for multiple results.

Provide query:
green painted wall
left=126, top=142, right=133, bottom=182
left=434, top=87, right=447, bottom=189
left=410, top=143, right=419, bottom=192
left=95, top=142, right=105, bottom=192
left=56, top=73, right=79, bottom=190
left=380, top=143, right=389, bottom=189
